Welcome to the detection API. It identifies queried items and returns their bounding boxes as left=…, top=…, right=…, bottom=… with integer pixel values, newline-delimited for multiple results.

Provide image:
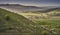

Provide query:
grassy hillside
left=0, top=8, right=60, bottom=35
left=0, top=8, right=55, bottom=35
left=0, top=8, right=38, bottom=35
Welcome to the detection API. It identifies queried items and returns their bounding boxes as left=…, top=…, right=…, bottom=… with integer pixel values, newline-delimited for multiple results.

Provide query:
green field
left=0, top=8, right=60, bottom=35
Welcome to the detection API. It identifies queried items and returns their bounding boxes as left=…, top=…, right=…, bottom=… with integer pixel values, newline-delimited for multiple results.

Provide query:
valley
left=0, top=4, right=60, bottom=35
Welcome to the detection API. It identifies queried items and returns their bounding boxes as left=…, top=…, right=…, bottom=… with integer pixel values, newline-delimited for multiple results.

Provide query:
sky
left=0, top=0, right=60, bottom=7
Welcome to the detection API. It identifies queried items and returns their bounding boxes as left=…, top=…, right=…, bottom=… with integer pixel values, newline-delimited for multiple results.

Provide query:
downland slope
left=0, top=6, right=60, bottom=35
left=0, top=8, right=58, bottom=35
left=0, top=8, right=38, bottom=35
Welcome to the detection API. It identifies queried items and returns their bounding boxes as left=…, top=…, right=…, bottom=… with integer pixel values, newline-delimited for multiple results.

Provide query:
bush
left=5, top=16, right=10, bottom=21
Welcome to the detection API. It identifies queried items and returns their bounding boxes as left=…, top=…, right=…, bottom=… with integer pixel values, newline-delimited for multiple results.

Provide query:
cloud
left=0, top=0, right=60, bottom=7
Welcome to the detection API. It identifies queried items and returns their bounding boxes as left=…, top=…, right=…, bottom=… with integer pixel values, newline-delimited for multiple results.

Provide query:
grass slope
left=0, top=8, right=39, bottom=35
left=0, top=8, right=53, bottom=35
left=0, top=8, right=60, bottom=35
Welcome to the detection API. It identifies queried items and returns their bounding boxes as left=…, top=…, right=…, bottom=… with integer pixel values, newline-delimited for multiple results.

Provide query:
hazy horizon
left=0, top=0, right=60, bottom=7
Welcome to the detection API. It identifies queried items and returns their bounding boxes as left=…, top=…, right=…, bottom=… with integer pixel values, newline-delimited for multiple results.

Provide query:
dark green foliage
left=5, top=16, right=10, bottom=21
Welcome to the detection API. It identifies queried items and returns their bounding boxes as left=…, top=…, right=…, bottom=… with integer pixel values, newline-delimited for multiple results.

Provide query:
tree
left=5, top=16, right=10, bottom=21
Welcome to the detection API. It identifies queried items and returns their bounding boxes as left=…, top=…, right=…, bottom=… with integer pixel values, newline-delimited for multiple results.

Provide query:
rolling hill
left=0, top=4, right=44, bottom=13
left=0, top=8, right=56, bottom=35
left=0, top=8, right=38, bottom=35
left=0, top=7, right=60, bottom=35
left=0, top=4, right=59, bottom=13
